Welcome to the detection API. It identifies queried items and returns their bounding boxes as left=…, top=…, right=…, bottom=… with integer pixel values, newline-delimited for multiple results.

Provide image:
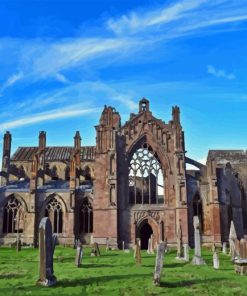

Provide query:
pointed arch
left=128, top=141, right=164, bottom=205
left=79, top=197, right=93, bottom=233
left=44, top=196, right=63, bottom=233
left=2, top=195, right=25, bottom=233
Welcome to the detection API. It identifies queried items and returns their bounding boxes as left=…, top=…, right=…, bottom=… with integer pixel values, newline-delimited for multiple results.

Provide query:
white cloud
left=207, top=65, right=235, bottom=80
left=0, top=106, right=99, bottom=131
left=107, top=0, right=208, bottom=35
left=0, top=71, right=23, bottom=93
left=107, top=0, right=247, bottom=36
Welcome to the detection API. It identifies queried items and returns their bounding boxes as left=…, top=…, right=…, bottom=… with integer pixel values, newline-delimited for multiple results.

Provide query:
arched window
left=45, top=197, right=63, bottom=233
left=3, top=197, right=23, bottom=233
left=79, top=198, right=93, bottom=233
left=129, top=143, right=164, bottom=204
left=193, top=193, right=203, bottom=232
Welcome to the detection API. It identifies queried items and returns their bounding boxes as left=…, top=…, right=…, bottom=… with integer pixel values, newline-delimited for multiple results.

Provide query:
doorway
left=139, top=222, right=153, bottom=250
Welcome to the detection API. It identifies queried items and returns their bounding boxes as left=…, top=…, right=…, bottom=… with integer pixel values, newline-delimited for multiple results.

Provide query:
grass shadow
left=160, top=277, right=227, bottom=288
left=56, top=273, right=151, bottom=288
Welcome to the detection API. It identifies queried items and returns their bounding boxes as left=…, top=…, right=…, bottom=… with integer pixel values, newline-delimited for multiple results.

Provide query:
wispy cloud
left=107, top=0, right=208, bottom=35
left=107, top=0, right=247, bottom=36
left=0, top=71, right=23, bottom=94
left=207, top=65, right=235, bottom=80
left=0, top=105, right=99, bottom=131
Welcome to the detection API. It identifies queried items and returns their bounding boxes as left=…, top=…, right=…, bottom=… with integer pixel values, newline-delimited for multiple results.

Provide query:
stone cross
left=176, top=225, right=183, bottom=258
left=213, top=251, right=220, bottom=269
left=191, top=216, right=205, bottom=265
left=75, top=242, right=83, bottom=267
left=229, top=220, right=237, bottom=260
left=37, top=217, right=57, bottom=286
left=135, top=242, right=141, bottom=265
left=183, top=244, right=189, bottom=262
left=222, top=242, right=227, bottom=254
left=94, top=242, right=101, bottom=256
left=153, top=242, right=165, bottom=286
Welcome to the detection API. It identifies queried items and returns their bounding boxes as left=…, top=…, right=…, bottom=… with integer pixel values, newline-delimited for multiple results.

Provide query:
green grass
left=0, top=246, right=247, bottom=296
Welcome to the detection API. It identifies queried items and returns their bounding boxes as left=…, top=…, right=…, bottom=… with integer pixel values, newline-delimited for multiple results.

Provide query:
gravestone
left=229, top=220, right=237, bottom=260
left=37, top=217, right=57, bottom=286
left=164, top=237, right=168, bottom=254
left=222, top=242, right=227, bottom=254
left=122, top=241, right=125, bottom=251
left=176, top=225, right=183, bottom=259
left=150, top=234, right=154, bottom=254
left=135, top=242, right=141, bottom=265
left=183, top=244, right=189, bottom=262
left=153, top=242, right=165, bottom=286
left=94, top=242, right=101, bottom=256
left=240, top=238, right=247, bottom=259
left=106, top=237, right=109, bottom=251
left=213, top=251, right=220, bottom=269
left=75, top=242, right=83, bottom=267
left=133, top=244, right=136, bottom=258
left=235, top=240, right=240, bottom=258
left=147, top=238, right=151, bottom=254
left=52, top=234, right=58, bottom=254
left=191, top=216, right=205, bottom=265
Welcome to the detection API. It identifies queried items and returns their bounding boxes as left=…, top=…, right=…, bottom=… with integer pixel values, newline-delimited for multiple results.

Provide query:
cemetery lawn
left=0, top=247, right=247, bottom=296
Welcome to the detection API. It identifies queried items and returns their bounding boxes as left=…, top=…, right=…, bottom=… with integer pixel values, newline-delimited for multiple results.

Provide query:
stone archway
left=137, top=219, right=153, bottom=249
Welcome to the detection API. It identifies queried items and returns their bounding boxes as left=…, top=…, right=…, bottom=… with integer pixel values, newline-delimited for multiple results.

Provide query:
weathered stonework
left=0, top=99, right=246, bottom=248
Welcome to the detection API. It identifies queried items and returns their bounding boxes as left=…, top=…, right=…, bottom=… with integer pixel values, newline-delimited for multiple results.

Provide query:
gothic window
left=3, top=197, right=23, bottom=233
left=129, top=143, right=164, bottom=204
left=79, top=198, right=93, bottom=233
left=45, top=197, right=63, bottom=233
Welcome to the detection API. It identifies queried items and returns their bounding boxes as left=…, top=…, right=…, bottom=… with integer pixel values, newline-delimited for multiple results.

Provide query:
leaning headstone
left=153, top=242, right=165, bottom=286
left=176, top=225, right=183, bottom=259
left=213, top=251, right=220, bottom=269
left=183, top=244, right=189, bottom=262
left=136, top=242, right=141, bottom=265
left=222, top=242, right=227, bottom=254
left=191, top=216, right=205, bottom=265
left=94, top=242, right=101, bottom=256
left=37, top=217, right=57, bottom=286
left=75, top=242, right=83, bottom=267
left=229, top=220, right=237, bottom=260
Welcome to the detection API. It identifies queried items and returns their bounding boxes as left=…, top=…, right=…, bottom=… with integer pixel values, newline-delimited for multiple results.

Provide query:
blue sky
left=0, top=0, right=247, bottom=164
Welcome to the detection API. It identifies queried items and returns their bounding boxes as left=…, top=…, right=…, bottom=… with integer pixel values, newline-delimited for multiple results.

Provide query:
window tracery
left=45, top=197, right=63, bottom=233
left=129, top=143, right=164, bottom=204
left=79, top=198, right=93, bottom=233
left=3, top=197, right=23, bottom=233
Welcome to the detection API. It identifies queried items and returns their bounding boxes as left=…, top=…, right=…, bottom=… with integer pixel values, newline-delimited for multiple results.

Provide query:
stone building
left=0, top=98, right=246, bottom=248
